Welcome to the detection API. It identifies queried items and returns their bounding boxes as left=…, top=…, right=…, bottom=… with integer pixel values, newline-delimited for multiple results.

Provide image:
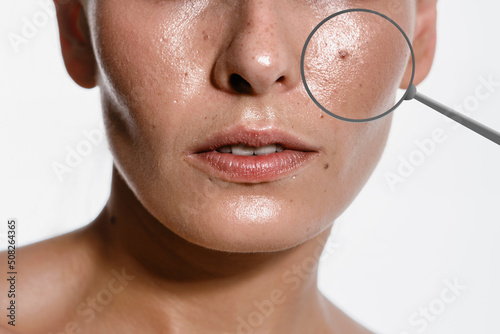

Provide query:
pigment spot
left=324, top=163, right=329, bottom=170
left=338, top=49, right=348, bottom=59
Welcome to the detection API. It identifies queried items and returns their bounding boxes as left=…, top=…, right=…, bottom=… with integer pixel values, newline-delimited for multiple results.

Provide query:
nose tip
left=211, top=11, right=300, bottom=96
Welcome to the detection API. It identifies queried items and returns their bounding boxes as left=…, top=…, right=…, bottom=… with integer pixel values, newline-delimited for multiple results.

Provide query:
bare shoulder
left=0, top=226, right=102, bottom=334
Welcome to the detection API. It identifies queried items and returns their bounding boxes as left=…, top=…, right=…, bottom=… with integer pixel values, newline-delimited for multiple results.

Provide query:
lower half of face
left=90, top=0, right=414, bottom=252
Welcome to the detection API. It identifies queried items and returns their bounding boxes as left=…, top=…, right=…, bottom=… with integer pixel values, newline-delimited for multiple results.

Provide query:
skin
left=1, top=0, right=437, bottom=333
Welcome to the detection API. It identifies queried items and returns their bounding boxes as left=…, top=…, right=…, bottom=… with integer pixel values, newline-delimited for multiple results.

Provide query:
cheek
left=319, top=115, right=393, bottom=222
left=303, top=11, right=411, bottom=120
left=91, top=0, right=216, bottom=185
left=92, top=0, right=213, bottom=134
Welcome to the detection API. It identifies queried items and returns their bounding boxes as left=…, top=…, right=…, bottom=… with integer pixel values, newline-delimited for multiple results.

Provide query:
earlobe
left=55, top=0, right=97, bottom=89
left=400, top=0, right=438, bottom=88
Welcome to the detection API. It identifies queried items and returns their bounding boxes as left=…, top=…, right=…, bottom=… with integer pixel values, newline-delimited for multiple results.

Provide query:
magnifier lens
left=301, top=9, right=415, bottom=122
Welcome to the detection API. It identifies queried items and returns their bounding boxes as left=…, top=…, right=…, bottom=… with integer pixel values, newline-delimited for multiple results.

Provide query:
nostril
left=276, top=76, right=285, bottom=82
left=229, top=73, right=253, bottom=94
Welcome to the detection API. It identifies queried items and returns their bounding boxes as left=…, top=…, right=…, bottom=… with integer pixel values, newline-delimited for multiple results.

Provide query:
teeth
left=231, top=145, right=255, bottom=156
left=254, top=145, right=278, bottom=155
left=216, top=144, right=285, bottom=156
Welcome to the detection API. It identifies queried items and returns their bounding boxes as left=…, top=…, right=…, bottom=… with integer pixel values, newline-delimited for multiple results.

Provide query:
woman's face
left=84, top=0, right=415, bottom=252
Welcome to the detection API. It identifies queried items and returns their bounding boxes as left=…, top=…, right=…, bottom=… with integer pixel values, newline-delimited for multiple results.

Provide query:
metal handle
left=405, top=84, right=500, bottom=145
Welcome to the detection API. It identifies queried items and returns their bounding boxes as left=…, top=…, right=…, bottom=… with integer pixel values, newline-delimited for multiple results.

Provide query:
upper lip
left=190, top=125, right=320, bottom=154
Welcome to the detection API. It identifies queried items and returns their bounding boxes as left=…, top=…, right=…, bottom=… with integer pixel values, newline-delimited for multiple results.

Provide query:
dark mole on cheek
left=338, top=49, right=348, bottom=59
left=110, top=216, right=116, bottom=224
left=320, top=114, right=324, bottom=119
left=324, top=163, right=329, bottom=170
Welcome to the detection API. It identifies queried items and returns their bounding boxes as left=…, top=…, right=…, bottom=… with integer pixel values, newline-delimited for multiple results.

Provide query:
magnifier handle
left=405, top=84, right=500, bottom=146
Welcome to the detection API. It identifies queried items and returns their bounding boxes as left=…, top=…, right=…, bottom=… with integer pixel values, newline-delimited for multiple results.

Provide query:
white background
left=1, top=1, right=499, bottom=333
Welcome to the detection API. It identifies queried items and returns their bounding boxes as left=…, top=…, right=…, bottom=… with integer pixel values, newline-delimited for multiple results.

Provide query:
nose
left=211, top=2, right=300, bottom=96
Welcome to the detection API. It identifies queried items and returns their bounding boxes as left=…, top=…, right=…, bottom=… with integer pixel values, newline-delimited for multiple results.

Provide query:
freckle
left=359, top=83, right=363, bottom=88
left=204, top=116, right=207, bottom=120
left=320, top=114, right=324, bottom=119
left=184, top=72, right=188, bottom=77
left=289, top=199, right=294, bottom=203
left=324, top=163, right=329, bottom=170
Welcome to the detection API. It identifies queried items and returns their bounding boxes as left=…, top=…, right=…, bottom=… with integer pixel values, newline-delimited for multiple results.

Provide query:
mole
left=110, top=216, right=116, bottom=224
left=324, top=163, right=329, bottom=170
left=338, top=49, right=348, bottom=59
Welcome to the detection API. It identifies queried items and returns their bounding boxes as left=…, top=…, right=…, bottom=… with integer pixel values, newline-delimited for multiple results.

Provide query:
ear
left=54, top=0, right=96, bottom=89
left=400, top=0, right=438, bottom=88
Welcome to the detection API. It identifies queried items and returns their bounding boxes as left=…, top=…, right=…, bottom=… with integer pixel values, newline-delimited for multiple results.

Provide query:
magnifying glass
left=300, top=8, right=500, bottom=145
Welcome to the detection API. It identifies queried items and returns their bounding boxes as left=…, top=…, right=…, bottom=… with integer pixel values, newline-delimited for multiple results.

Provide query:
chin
left=147, top=189, right=334, bottom=253
left=168, top=210, right=328, bottom=253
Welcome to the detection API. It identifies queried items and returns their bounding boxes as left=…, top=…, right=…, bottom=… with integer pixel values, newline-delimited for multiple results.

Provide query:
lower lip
left=186, top=150, right=318, bottom=183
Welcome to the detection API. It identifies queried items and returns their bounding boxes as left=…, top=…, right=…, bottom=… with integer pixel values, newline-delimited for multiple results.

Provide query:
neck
left=87, top=168, right=335, bottom=333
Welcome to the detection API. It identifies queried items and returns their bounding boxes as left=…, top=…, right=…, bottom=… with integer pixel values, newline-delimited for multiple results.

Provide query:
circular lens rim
left=300, top=8, right=416, bottom=123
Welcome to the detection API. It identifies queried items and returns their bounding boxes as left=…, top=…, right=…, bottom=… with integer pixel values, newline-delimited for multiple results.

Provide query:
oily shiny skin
left=84, top=0, right=415, bottom=252
left=304, top=10, right=413, bottom=120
